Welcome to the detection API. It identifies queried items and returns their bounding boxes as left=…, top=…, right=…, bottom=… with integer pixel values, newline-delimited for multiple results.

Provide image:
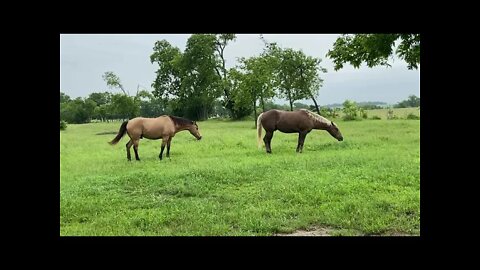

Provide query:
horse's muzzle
left=338, top=137, right=344, bottom=141
left=197, top=136, right=202, bottom=140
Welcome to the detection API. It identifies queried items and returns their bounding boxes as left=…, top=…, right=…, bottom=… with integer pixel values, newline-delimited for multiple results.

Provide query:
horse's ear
left=193, top=121, right=196, bottom=125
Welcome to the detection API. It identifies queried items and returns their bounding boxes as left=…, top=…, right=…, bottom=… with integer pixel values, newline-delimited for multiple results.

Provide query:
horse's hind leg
left=263, top=131, right=274, bottom=154
left=166, top=137, right=172, bottom=158
left=126, top=140, right=133, bottom=161
left=159, top=137, right=168, bottom=160
left=133, top=139, right=140, bottom=161
left=297, top=132, right=307, bottom=153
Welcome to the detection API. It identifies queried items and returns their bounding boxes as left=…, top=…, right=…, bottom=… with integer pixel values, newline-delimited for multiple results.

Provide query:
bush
left=360, top=108, right=368, bottom=119
left=387, top=109, right=397, bottom=120
left=406, top=113, right=420, bottom=120
left=370, top=115, right=382, bottom=120
left=342, top=100, right=359, bottom=121
left=60, top=120, right=67, bottom=130
left=342, top=115, right=358, bottom=121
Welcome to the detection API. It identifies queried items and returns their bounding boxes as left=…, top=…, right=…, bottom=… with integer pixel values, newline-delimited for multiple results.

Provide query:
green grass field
left=60, top=114, right=420, bottom=236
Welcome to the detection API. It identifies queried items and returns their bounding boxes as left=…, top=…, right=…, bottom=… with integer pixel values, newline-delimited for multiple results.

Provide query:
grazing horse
left=109, top=115, right=202, bottom=161
left=256, top=109, right=343, bottom=153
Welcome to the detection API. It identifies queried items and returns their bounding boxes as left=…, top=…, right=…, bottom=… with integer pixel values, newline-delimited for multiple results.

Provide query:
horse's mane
left=169, top=115, right=194, bottom=126
left=299, top=109, right=331, bottom=125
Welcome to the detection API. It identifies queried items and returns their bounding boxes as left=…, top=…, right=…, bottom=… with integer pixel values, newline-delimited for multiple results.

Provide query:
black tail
left=109, top=121, right=128, bottom=145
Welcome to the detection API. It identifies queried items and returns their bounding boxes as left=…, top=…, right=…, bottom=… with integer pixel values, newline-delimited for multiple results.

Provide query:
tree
left=180, top=34, right=223, bottom=120
left=60, top=92, right=71, bottom=103
left=395, top=95, right=420, bottom=108
left=213, top=34, right=245, bottom=118
left=87, top=92, right=111, bottom=107
left=150, top=40, right=183, bottom=102
left=150, top=35, right=223, bottom=120
left=327, top=34, right=420, bottom=70
left=110, top=93, right=139, bottom=120
left=230, top=53, right=277, bottom=126
left=102, top=71, right=128, bottom=95
left=61, top=97, right=94, bottom=124
left=295, top=55, right=327, bottom=114
left=136, top=90, right=167, bottom=117
left=342, top=100, right=359, bottom=121
left=260, top=39, right=326, bottom=112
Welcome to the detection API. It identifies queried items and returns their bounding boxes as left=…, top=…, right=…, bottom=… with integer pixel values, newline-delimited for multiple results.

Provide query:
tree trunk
left=253, top=99, right=257, bottom=128
left=260, top=96, right=265, bottom=112
left=310, top=95, right=320, bottom=114
left=287, top=89, right=293, bottom=111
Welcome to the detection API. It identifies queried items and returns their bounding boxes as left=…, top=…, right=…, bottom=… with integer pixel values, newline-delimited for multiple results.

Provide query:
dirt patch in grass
left=275, top=227, right=416, bottom=236
left=275, top=227, right=333, bottom=236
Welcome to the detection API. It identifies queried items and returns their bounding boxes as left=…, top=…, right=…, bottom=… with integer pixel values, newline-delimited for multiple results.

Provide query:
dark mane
left=169, top=115, right=194, bottom=127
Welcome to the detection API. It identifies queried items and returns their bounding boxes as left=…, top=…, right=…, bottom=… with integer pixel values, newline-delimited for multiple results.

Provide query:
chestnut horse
left=109, top=115, right=202, bottom=161
left=256, top=109, right=343, bottom=153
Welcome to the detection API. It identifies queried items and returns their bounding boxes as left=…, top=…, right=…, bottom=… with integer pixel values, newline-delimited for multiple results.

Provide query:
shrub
left=342, top=100, right=359, bottom=121
left=387, top=109, right=397, bottom=120
left=60, top=120, right=67, bottom=130
left=370, top=115, right=382, bottom=120
left=406, top=113, right=420, bottom=120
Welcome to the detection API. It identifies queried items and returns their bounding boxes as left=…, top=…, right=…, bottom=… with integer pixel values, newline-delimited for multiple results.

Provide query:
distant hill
left=321, top=101, right=389, bottom=108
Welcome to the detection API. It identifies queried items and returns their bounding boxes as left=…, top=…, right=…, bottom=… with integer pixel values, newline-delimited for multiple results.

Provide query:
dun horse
left=109, top=115, right=202, bottom=161
left=257, top=109, right=343, bottom=153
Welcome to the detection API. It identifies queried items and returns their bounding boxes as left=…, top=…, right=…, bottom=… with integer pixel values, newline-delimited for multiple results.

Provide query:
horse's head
left=327, top=122, right=343, bottom=141
left=188, top=121, right=202, bottom=140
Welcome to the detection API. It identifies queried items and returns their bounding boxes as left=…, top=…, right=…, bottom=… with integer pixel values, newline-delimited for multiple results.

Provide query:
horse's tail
left=109, top=121, right=128, bottom=145
left=257, top=113, right=264, bottom=149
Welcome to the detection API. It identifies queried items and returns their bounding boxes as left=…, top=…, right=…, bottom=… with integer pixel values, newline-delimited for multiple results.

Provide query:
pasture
left=60, top=114, right=420, bottom=236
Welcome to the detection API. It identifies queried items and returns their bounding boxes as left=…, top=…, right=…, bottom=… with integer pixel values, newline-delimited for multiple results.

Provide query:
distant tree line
left=394, top=95, right=420, bottom=108
left=60, top=90, right=167, bottom=124
left=61, top=34, right=419, bottom=125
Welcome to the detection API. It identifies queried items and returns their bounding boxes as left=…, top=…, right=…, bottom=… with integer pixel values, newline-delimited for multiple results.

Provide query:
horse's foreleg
left=166, top=137, right=172, bottom=158
left=133, top=139, right=140, bottom=161
left=159, top=139, right=167, bottom=160
left=263, top=131, right=274, bottom=154
left=297, top=132, right=307, bottom=153
left=126, top=140, right=133, bottom=161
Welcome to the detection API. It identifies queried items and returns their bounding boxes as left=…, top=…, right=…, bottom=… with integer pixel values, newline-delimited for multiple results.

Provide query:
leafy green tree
left=102, top=71, right=128, bottom=95
left=110, top=93, right=139, bottom=120
left=150, top=35, right=223, bottom=120
left=60, top=92, right=71, bottom=103
left=261, top=39, right=326, bottom=112
left=87, top=92, right=111, bottom=107
left=327, top=34, right=420, bottom=70
left=213, top=34, right=244, bottom=118
left=395, top=95, right=420, bottom=108
left=179, top=34, right=223, bottom=120
left=342, top=100, right=359, bottom=121
left=150, top=40, right=183, bottom=102
left=295, top=55, right=327, bottom=114
left=61, top=97, right=93, bottom=124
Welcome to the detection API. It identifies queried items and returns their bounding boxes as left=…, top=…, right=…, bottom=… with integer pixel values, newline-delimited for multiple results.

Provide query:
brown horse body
left=257, top=109, right=343, bottom=153
left=109, top=115, right=202, bottom=161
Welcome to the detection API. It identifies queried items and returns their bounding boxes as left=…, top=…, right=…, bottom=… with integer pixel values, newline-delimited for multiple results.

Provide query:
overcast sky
left=60, top=34, right=420, bottom=105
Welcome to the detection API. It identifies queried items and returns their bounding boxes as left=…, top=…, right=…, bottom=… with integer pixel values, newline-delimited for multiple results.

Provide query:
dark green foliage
left=406, top=113, right=420, bottom=120
left=342, top=100, right=360, bottom=121
left=394, top=95, right=420, bottom=108
left=327, top=34, right=420, bottom=70
left=60, top=120, right=67, bottom=130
